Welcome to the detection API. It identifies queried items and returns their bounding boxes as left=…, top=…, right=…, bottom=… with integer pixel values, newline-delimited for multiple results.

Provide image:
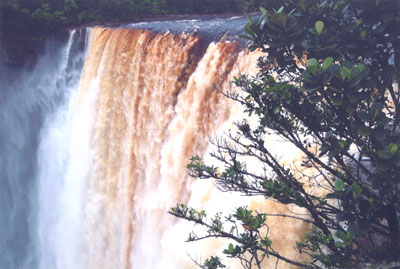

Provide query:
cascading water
left=0, top=17, right=308, bottom=269
left=36, top=30, right=92, bottom=269
left=0, top=30, right=88, bottom=268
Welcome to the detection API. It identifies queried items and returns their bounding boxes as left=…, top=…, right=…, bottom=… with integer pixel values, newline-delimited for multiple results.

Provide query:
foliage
left=170, top=0, right=400, bottom=268
left=0, top=0, right=275, bottom=66
left=0, top=0, right=271, bottom=36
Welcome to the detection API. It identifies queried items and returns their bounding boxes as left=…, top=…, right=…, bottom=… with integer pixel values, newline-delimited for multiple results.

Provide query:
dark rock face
left=0, top=30, right=71, bottom=69
left=0, top=35, right=43, bottom=68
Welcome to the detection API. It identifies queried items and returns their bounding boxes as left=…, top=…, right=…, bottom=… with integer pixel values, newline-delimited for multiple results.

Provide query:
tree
left=169, top=0, right=400, bottom=268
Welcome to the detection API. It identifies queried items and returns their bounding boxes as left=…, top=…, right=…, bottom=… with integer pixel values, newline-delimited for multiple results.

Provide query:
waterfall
left=36, top=30, right=92, bottom=269
left=0, top=29, right=88, bottom=268
left=1, top=17, right=308, bottom=269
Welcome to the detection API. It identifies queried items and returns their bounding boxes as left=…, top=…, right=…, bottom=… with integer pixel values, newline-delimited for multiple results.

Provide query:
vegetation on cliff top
left=0, top=0, right=263, bottom=35
left=170, top=0, right=400, bottom=268
left=0, top=0, right=275, bottom=65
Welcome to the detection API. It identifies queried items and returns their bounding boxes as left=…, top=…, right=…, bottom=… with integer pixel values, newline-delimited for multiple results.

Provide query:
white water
left=34, top=27, right=268, bottom=269
left=36, top=30, right=91, bottom=269
left=0, top=29, right=89, bottom=268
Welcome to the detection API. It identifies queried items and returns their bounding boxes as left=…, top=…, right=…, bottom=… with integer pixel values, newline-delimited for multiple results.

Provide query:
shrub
left=170, top=0, right=400, bottom=268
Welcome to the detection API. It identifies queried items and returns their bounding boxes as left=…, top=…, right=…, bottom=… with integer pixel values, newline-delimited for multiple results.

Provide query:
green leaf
left=372, top=128, right=386, bottom=143
left=244, top=23, right=254, bottom=35
left=259, top=7, right=267, bottom=14
left=371, top=102, right=384, bottom=111
left=376, top=159, right=390, bottom=171
left=345, top=103, right=357, bottom=114
left=356, top=63, right=365, bottom=72
left=388, top=143, right=398, bottom=155
left=360, top=30, right=366, bottom=39
left=303, top=70, right=316, bottom=83
left=357, top=126, right=372, bottom=136
left=344, top=232, right=354, bottom=244
left=301, top=40, right=313, bottom=49
left=352, top=182, right=362, bottom=199
left=369, top=198, right=374, bottom=205
left=376, top=114, right=390, bottom=127
left=393, top=73, right=400, bottom=83
left=315, top=21, right=324, bottom=35
left=321, top=57, right=333, bottom=70
left=343, top=20, right=362, bottom=32
left=270, top=12, right=288, bottom=28
left=238, top=34, right=255, bottom=41
left=378, top=150, right=392, bottom=160
left=245, top=12, right=254, bottom=23
left=338, top=140, right=346, bottom=150
left=357, top=110, right=369, bottom=122
left=321, top=72, right=332, bottom=85
left=223, top=243, right=236, bottom=255
left=335, top=179, right=345, bottom=191
left=340, top=66, right=351, bottom=80
left=307, top=58, right=318, bottom=75
left=330, top=64, right=340, bottom=77
left=335, top=230, right=346, bottom=240
left=346, top=92, right=361, bottom=103
left=370, top=102, right=383, bottom=121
